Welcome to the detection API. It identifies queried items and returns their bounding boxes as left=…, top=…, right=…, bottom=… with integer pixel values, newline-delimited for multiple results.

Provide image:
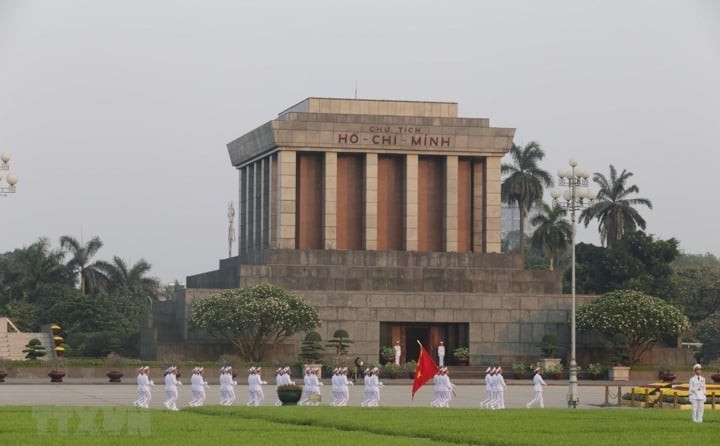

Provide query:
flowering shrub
left=576, top=289, right=690, bottom=365
left=586, top=363, right=604, bottom=376
left=189, top=283, right=320, bottom=362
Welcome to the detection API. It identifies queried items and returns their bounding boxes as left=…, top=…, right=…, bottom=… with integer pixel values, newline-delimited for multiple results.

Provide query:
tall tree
left=0, top=238, right=72, bottom=308
left=501, top=142, right=553, bottom=257
left=572, top=231, right=679, bottom=297
left=579, top=165, right=653, bottom=248
left=59, top=235, right=105, bottom=295
left=671, top=264, right=720, bottom=324
left=96, top=256, right=160, bottom=299
left=530, top=201, right=572, bottom=270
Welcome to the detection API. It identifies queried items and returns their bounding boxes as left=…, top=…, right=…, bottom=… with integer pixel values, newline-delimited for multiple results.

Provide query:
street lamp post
left=550, top=159, right=595, bottom=408
left=0, top=152, right=19, bottom=196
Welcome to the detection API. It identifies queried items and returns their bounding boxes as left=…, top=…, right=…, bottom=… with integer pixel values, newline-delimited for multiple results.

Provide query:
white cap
left=693, top=363, right=702, bottom=371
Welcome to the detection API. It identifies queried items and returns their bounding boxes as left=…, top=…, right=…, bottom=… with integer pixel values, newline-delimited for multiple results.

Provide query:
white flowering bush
left=576, top=289, right=690, bottom=365
left=189, top=283, right=320, bottom=362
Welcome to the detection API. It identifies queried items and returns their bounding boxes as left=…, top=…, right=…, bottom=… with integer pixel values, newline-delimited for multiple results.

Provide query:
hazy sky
left=1, top=0, right=718, bottom=284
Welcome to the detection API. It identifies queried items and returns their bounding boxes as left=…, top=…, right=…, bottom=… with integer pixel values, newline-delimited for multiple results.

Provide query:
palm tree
left=0, top=238, right=71, bottom=304
left=15, top=238, right=71, bottom=292
left=501, top=142, right=553, bottom=257
left=579, top=165, right=653, bottom=248
left=96, top=256, right=160, bottom=298
left=530, top=201, right=572, bottom=270
left=59, top=235, right=105, bottom=295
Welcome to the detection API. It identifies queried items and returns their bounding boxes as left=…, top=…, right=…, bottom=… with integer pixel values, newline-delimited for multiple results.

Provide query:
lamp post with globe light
left=550, top=159, right=595, bottom=408
left=0, top=152, right=19, bottom=196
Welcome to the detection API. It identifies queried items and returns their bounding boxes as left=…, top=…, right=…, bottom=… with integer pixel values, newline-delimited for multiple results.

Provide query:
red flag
left=412, top=342, right=439, bottom=399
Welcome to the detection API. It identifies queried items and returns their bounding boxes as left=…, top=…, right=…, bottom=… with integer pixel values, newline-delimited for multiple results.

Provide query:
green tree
left=59, top=235, right=105, bottom=295
left=96, top=256, right=160, bottom=298
left=572, top=231, right=679, bottom=297
left=22, top=338, right=47, bottom=360
left=696, top=310, right=720, bottom=361
left=300, top=331, right=325, bottom=363
left=325, top=329, right=354, bottom=356
left=670, top=264, right=720, bottom=324
left=672, top=252, right=720, bottom=268
left=579, top=165, right=653, bottom=248
left=576, top=289, right=690, bottom=364
left=530, top=201, right=571, bottom=270
left=501, top=142, right=553, bottom=257
left=0, top=239, right=71, bottom=305
left=189, top=283, right=321, bottom=362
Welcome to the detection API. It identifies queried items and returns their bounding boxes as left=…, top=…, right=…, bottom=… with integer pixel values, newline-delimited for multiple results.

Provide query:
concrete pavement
left=0, top=379, right=626, bottom=409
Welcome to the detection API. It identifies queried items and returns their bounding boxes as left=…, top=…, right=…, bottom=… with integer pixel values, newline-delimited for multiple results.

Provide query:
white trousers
left=691, top=399, right=704, bottom=423
left=164, top=389, right=178, bottom=410
left=527, top=390, right=544, bottom=408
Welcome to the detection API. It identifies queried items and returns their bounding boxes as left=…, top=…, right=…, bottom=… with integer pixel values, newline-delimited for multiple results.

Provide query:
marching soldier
left=526, top=367, right=547, bottom=408
left=480, top=366, right=492, bottom=408
left=163, top=366, right=182, bottom=411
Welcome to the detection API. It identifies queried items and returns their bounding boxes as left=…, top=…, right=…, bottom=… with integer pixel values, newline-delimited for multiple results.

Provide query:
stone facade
left=170, top=249, right=584, bottom=364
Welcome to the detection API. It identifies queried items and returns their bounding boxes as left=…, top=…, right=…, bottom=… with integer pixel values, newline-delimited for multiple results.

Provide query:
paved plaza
left=0, top=379, right=624, bottom=409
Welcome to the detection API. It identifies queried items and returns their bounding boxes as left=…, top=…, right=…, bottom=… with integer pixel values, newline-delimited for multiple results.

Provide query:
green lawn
left=0, top=406, right=715, bottom=445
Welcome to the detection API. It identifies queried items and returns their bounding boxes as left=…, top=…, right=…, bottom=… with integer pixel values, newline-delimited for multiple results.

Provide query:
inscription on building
left=337, top=126, right=452, bottom=148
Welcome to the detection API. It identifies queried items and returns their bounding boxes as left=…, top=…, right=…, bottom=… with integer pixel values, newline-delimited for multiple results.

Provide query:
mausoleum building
left=145, top=98, right=591, bottom=365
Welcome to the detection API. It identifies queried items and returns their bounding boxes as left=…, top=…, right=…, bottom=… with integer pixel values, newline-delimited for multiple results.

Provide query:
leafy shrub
left=22, top=338, right=46, bottom=360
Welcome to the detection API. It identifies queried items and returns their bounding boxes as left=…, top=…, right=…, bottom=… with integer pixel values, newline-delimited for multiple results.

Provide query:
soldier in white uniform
left=360, top=368, right=372, bottom=407
left=163, top=366, right=182, bottom=411
left=219, top=366, right=237, bottom=406
left=368, top=367, right=384, bottom=407
left=141, top=366, right=154, bottom=408
left=487, top=367, right=502, bottom=409
left=308, top=367, right=322, bottom=405
left=441, top=367, right=456, bottom=407
left=188, top=367, right=200, bottom=406
left=274, top=368, right=286, bottom=406
left=689, top=363, right=706, bottom=423
left=394, top=341, right=402, bottom=365
left=484, top=367, right=498, bottom=409
left=298, top=367, right=312, bottom=406
left=247, top=367, right=267, bottom=406
left=437, top=341, right=446, bottom=367
left=133, top=367, right=145, bottom=407
left=255, top=367, right=268, bottom=406
left=430, top=369, right=441, bottom=407
left=339, top=367, right=353, bottom=406
left=189, top=367, right=209, bottom=407
left=496, top=367, right=506, bottom=409
left=526, top=367, right=547, bottom=408
left=330, top=368, right=341, bottom=406
left=218, top=367, right=228, bottom=405
left=479, top=366, right=492, bottom=408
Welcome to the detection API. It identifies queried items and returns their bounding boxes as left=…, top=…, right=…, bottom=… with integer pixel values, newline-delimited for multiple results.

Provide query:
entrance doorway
left=380, top=322, right=469, bottom=365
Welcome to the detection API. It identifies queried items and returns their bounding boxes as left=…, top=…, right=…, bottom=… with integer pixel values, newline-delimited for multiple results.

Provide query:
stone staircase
left=0, top=332, right=53, bottom=360
left=0, top=317, right=54, bottom=361
left=0, top=332, right=11, bottom=359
